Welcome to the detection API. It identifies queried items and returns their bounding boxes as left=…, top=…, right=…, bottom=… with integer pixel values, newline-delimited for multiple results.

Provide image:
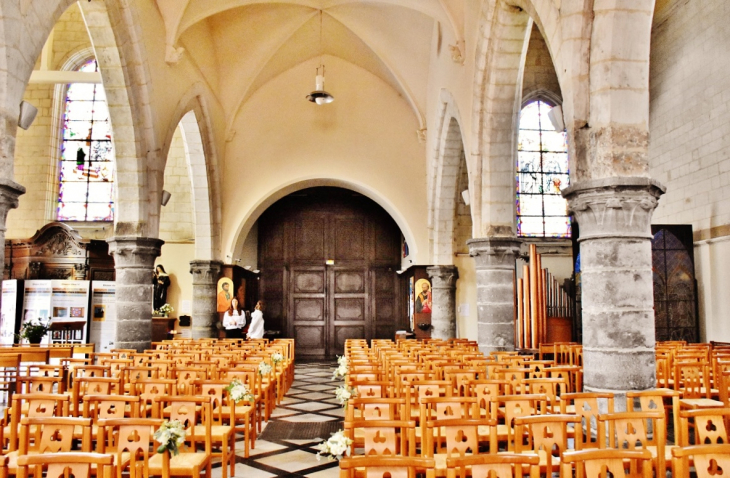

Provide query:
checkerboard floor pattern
left=212, top=361, right=343, bottom=478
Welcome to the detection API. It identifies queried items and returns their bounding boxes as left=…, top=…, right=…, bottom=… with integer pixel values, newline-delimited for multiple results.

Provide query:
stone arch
left=162, top=86, right=222, bottom=262
left=230, top=178, right=417, bottom=263
left=78, top=0, right=158, bottom=236
left=471, top=0, right=532, bottom=238
left=430, top=89, right=468, bottom=265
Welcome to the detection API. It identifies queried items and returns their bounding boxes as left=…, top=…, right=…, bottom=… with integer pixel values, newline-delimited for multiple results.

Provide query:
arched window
left=57, top=59, right=114, bottom=222
left=516, top=100, right=570, bottom=238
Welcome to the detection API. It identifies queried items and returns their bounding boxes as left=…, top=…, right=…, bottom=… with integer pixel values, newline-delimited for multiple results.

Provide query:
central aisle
left=216, top=361, right=344, bottom=478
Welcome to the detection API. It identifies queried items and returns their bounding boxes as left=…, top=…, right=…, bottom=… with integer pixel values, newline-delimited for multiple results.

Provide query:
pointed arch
left=430, top=89, right=469, bottom=264
left=163, top=85, right=223, bottom=261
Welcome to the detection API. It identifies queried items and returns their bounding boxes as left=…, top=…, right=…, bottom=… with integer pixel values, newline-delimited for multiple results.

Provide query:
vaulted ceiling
left=154, top=0, right=465, bottom=129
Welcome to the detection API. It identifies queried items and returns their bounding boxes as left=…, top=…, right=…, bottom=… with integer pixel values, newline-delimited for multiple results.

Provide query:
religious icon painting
left=414, top=278, right=432, bottom=315
left=217, top=277, right=234, bottom=313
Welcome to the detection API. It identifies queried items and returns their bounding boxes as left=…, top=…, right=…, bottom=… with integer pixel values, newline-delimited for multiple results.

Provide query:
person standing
left=247, top=301, right=265, bottom=339
left=222, top=298, right=245, bottom=339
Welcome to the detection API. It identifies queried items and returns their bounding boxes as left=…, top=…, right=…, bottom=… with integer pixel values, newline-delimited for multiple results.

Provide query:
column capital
left=107, top=236, right=164, bottom=268
left=427, top=265, right=458, bottom=289
left=189, top=260, right=222, bottom=285
left=0, top=179, right=25, bottom=232
left=467, top=237, right=522, bottom=268
left=562, top=177, right=665, bottom=241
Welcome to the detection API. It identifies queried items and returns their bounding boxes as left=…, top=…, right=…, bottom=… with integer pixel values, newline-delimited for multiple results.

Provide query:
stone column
left=427, top=265, right=458, bottom=339
left=563, top=177, right=665, bottom=401
left=467, top=237, right=521, bottom=354
left=0, top=180, right=25, bottom=282
left=107, top=237, right=164, bottom=352
left=189, top=260, right=222, bottom=339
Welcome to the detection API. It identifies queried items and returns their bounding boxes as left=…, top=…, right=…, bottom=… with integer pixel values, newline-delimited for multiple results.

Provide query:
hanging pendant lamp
left=306, top=10, right=334, bottom=105
left=306, top=65, right=334, bottom=105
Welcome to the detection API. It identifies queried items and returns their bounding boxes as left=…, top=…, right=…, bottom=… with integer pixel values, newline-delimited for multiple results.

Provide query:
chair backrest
left=346, top=398, right=405, bottom=421
left=514, top=414, right=580, bottom=475
left=678, top=408, right=730, bottom=447
left=97, top=418, right=165, bottom=478
left=131, top=378, right=176, bottom=417
left=344, top=419, right=416, bottom=457
left=339, top=456, right=434, bottom=478
left=562, top=448, right=653, bottom=478
left=671, top=444, right=730, bottom=478
left=18, top=452, right=115, bottom=478
left=674, top=362, right=710, bottom=398
left=498, top=394, right=549, bottom=451
left=154, top=395, right=212, bottom=453
left=83, top=394, right=140, bottom=421
left=20, top=416, right=92, bottom=454
left=447, top=452, right=540, bottom=478
left=560, top=392, right=615, bottom=449
left=598, top=411, right=666, bottom=477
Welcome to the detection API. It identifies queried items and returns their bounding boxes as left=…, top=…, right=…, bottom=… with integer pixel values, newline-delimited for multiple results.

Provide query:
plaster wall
left=155, top=242, right=195, bottom=319
left=224, top=56, right=428, bottom=265
left=649, top=0, right=730, bottom=341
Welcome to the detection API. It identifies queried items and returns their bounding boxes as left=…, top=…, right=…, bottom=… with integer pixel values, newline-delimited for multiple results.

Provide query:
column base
left=190, top=260, right=223, bottom=339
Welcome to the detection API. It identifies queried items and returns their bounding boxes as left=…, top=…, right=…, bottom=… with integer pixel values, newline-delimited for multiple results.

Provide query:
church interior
left=0, top=0, right=728, bottom=475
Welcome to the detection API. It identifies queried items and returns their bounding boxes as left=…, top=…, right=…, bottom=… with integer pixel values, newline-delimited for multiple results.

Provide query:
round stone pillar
left=107, top=237, right=164, bottom=352
left=426, top=265, right=458, bottom=339
left=563, top=177, right=665, bottom=400
left=467, top=237, right=521, bottom=354
left=189, top=260, right=222, bottom=339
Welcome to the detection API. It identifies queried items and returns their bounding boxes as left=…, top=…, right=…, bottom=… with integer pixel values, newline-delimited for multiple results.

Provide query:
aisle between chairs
left=218, top=361, right=343, bottom=478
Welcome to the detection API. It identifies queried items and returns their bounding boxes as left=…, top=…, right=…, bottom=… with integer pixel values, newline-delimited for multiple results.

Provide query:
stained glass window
left=516, top=100, right=570, bottom=237
left=57, top=59, right=114, bottom=222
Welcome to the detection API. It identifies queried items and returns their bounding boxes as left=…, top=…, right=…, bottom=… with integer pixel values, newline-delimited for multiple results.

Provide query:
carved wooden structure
left=4, top=222, right=115, bottom=281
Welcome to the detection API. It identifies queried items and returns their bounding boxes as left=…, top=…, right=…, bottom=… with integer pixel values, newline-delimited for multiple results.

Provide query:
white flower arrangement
left=271, top=352, right=284, bottom=364
left=314, top=430, right=353, bottom=461
left=225, top=379, right=254, bottom=404
left=332, top=355, right=349, bottom=380
left=154, top=420, right=186, bottom=456
left=154, top=303, right=174, bottom=316
left=334, top=385, right=357, bottom=407
left=258, top=361, right=272, bottom=376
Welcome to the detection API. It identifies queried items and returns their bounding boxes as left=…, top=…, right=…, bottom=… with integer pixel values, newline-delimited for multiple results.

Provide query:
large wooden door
left=258, top=187, right=402, bottom=359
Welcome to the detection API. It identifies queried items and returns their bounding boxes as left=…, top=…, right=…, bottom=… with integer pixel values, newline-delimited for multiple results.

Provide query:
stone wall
left=159, top=126, right=194, bottom=242
left=7, top=3, right=95, bottom=239
left=522, top=23, right=562, bottom=102
left=649, top=0, right=730, bottom=341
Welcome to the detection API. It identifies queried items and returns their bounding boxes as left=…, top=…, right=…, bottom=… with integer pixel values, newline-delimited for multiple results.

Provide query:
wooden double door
left=257, top=188, right=403, bottom=359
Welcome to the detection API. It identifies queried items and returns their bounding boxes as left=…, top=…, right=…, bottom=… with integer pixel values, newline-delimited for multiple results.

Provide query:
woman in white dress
left=247, top=300, right=265, bottom=339
left=222, top=298, right=245, bottom=339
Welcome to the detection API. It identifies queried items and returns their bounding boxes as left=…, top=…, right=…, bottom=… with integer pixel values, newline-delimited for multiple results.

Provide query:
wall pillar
left=0, top=180, right=25, bottom=281
left=427, top=265, right=458, bottom=339
left=107, top=237, right=164, bottom=351
left=467, top=237, right=521, bottom=354
left=189, top=260, right=222, bottom=339
left=563, top=177, right=665, bottom=402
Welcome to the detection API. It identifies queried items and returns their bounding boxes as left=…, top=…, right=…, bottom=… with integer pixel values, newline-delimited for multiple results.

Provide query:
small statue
left=153, top=264, right=170, bottom=310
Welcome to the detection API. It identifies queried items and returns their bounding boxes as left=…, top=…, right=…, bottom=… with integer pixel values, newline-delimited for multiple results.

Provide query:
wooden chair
left=150, top=396, right=212, bottom=478
left=560, top=392, right=614, bottom=449
left=17, top=452, right=115, bottom=478
left=678, top=408, right=730, bottom=446
left=97, top=417, right=167, bottom=478
left=446, top=452, right=540, bottom=478
left=513, top=414, right=581, bottom=476
left=562, top=449, right=653, bottom=478
left=4, top=393, right=69, bottom=452
left=9, top=416, right=93, bottom=476
left=497, top=394, right=548, bottom=451
left=671, top=444, right=730, bottom=478
left=344, top=419, right=417, bottom=458
left=0, top=354, right=21, bottom=403
left=626, top=389, right=679, bottom=446
left=339, top=456, right=435, bottom=478
left=130, top=378, right=176, bottom=418
left=192, top=380, right=236, bottom=477
left=597, top=411, right=667, bottom=478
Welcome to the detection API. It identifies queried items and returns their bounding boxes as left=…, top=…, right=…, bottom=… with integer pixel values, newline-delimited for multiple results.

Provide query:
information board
left=21, top=280, right=52, bottom=344
left=50, top=280, right=90, bottom=343
left=0, top=280, right=18, bottom=345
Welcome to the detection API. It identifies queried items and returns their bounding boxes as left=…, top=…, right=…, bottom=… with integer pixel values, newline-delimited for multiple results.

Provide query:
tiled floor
left=212, top=361, right=343, bottom=478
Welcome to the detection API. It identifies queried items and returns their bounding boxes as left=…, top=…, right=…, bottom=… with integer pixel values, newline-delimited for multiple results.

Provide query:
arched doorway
left=257, top=187, right=403, bottom=359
